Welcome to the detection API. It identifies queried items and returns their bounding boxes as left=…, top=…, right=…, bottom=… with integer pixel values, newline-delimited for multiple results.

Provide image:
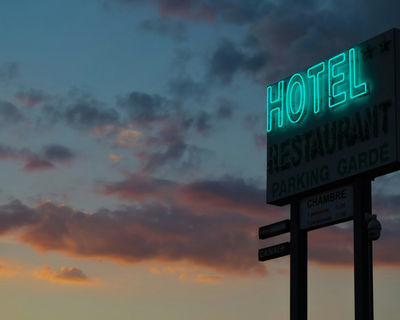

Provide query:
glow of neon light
left=349, top=48, right=368, bottom=99
left=286, top=73, right=306, bottom=124
left=307, top=62, right=325, bottom=114
left=328, top=52, right=347, bottom=108
left=266, top=81, right=284, bottom=133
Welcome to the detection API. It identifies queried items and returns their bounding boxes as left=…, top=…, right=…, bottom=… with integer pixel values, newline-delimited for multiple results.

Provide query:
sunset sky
left=1, top=1, right=400, bottom=319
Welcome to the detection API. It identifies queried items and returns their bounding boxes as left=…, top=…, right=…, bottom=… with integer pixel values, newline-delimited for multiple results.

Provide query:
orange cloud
left=91, top=124, right=142, bottom=148
left=0, top=200, right=266, bottom=276
left=33, top=264, right=95, bottom=285
left=178, top=272, right=222, bottom=284
left=193, top=274, right=222, bottom=284
left=109, top=154, right=123, bottom=163
left=102, top=173, right=283, bottom=218
left=0, top=258, right=24, bottom=277
left=116, top=129, right=142, bottom=148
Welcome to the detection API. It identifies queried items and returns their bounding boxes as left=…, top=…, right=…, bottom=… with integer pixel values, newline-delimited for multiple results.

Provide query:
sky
left=0, top=0, right=400, bottom=319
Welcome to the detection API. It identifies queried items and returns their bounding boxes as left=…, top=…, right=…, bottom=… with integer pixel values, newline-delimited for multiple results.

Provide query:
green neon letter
left=349, top=48, right=368, bottom=99
left=266, top=81, right=284, bottom=133
left=286, top=73, right=305, bottom=124
left=328, top=52, right=347, bottom=108
left=307, top=62, right=325, bottom=114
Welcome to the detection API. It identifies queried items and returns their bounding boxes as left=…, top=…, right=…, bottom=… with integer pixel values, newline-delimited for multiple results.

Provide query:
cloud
left=0, top=200, right=38, bottom=235
left=193, top=273, right=222, bottom=284
left=42, top=144, right=75, bottom=163
left=138, top=17, right=188, bottom=41
left=102, top=173, right=273, bottom=217
left=109, top=154, right=123, bottom=163
left=15, top=89, right=48, bottom=107
left=0, top=143, right=74, bottom=172
left=33, top=264, right=94, bottom=284
left=117, top=91, right=170, bottom=126
left=0, top=199, right=266, bottom=276
left=111, top=0, right=268, bottom=25
left=23, top=157, right=55, bottom=172
left=168, top=76, right=208, bottom=101
left=0, top=258, right=24, bottom=277
left=209, top=39, right=267, bottom=84
left=216, top=98, right=233, bottom=120
left=1, top=187, right=399, bottom=277
left=102, top=173, right=176, bottom=201
left=157, top=0, right=215, bottom=22
left=194, top=111, right=211, bottom=135
left=177, top=176, right=268, bottom=217
left=0, top=100, right=24, bottom=123
left=134, top=117, right=191, bottom=173
left=65, top=102, right=119, bottom=128
left=35, top=90, right=121, bottom=131
left=115, top=129, right=142, bottom=148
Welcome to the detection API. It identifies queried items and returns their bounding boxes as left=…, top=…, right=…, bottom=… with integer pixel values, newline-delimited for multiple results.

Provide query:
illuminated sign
left=267, top=47, right=369, bottom=133
left=266, top=28, right=400, bottom=205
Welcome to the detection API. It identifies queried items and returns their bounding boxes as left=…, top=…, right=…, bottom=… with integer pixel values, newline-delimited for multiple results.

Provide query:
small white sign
left=300, top=185, right=353, bottom=230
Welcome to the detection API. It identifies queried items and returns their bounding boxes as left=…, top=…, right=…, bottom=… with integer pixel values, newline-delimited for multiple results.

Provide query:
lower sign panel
left=300, top=185, right=354, bottom=231
left=258, top=242, right=291, bottom=261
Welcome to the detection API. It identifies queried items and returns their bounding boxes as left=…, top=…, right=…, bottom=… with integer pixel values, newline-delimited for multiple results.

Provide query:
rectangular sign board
left=267, top=28, right=400, bottom=205
left=259, top=219, right=291, bottom=239
left=300, top=185, right=353, bottom=231
left=258, top=242, right=291, bottom=261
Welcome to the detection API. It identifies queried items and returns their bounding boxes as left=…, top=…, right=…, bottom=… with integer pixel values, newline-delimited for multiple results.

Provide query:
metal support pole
left=290, top=198, right=307, bottom=320
left=354, top=179, right=373, bottom=320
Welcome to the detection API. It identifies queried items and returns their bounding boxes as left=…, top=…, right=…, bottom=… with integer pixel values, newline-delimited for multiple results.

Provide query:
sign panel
left=258, top=242, right=291, bottom=261
left=259, top=219, right=291, bottom=239
left=266, top=28, right=400, bottom=205
left=299, top=185, right=353, bottom=231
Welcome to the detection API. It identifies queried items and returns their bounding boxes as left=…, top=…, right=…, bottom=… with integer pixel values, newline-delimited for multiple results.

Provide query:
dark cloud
left=237, top=0, right=400, bottom=84
left=36, top=92, right=121, bottom=131
left=2, top=185, right=400, bottom=274
left=65, top=102, right=119, bottom=128
left=209, top=0, right=268, bottom=25
left=0, top=199, right=266, bottom=276
left=168, top=76, right=208, bottom=101
left=117, top=91, right=169, bottom=125
left=0, top=200, right=38, bottom=234
left=0, top=100, right=24, bottom=123
left=111, top=0, right=268, bottom=25
left=209, top=39, right=267, bottom=84
left=137, top=138, right=187, bottom=173
left=42, top=144, right=75, bottom=163
left=15, top=89, right=48, bottom=107
left=102, top=173, right=274, bottom=217
left=102, top=173, right=176, bottom=201
left=216, top=98, right=233, bottom=119
left=195, top=111, right=211, bottom=135
left=158, top=0, right=215, bottom=22
left=110, top=0, right=400, bottom=86
left=0, top=143, right=74, bottom=172
left=138, top=17, right=188, bottom=41
left=116, top=91, right=206, bottom=172
left=23, top=157, right=55, bottom=172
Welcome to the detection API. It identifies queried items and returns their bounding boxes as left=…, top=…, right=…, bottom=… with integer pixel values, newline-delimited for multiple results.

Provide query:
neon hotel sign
left=266, top=48, right=369, bottom=133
